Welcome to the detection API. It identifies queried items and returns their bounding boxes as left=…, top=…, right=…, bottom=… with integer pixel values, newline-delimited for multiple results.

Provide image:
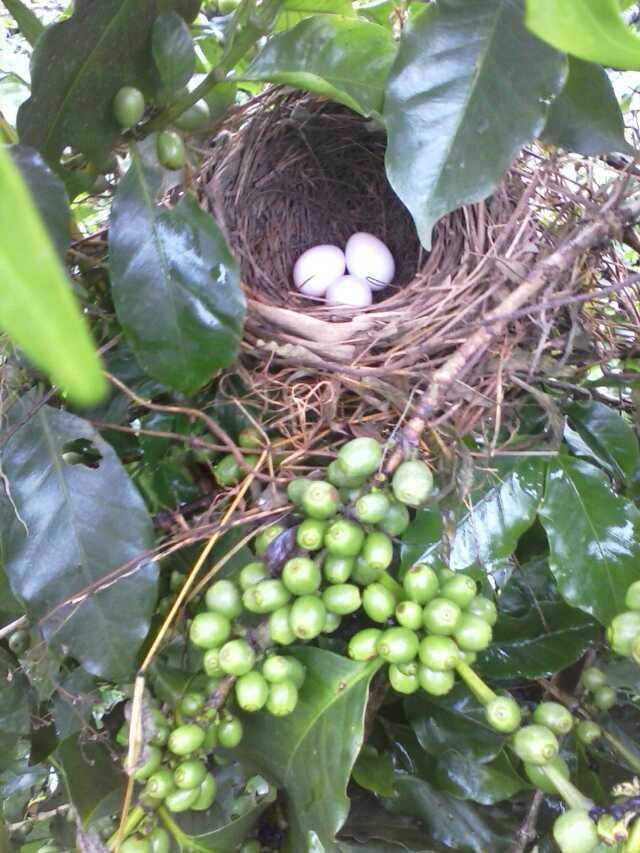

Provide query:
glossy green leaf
left=353, top=746, right=395, bottom=797
left=276, top=0, right=356, bottom=31
left=243, top=15, right=397, bottom=119
left=0, top=144, right=105, bottom=404
left=0, top=402, right=159, bottom=680
left=10, top=144, right=71, bottom=259
left=0, top=649, right=31, bottom=753
left=1, top=0, right=44, bottom=46
left=434, top=750, right=525, bottom=805
left=236, top=646, right=383, bottom=851
left=53, top=668, right=97, bottom=740
left=56, top=734, right=123, bottom=825
left=538, top=456, right=640, bottom=625
left=384, top=0, right=566, bottom=248
left=542, top=58, right=630, bottom=155
left=477, top=602, right=598, bottom=679
left=341, top=788, right=435, bottom=852
left=110, top=143, right=245, bottom=393
left=152, top=10, right=196, bottom=93
left=565, top=400, right=640, bottom=484
left=525, top=0, right=640, bottom=70
left=17, top=0, right=183, bottom=171
left=406, top=687, right=505, bottom=763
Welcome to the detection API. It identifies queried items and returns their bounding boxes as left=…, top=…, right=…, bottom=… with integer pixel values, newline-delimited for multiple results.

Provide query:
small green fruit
left=377, top=627, right=419, bottom=664
left=120, top=838, right=151, bottom=853
left=165, top=786, right=200, bottom=813
left=113, top=86, right=145, bottom=128
left=255, top=524, right=286, bottom=556
left=268, top=605, right=296, bottom=645
left=576, top=720, right=601, bottom=745
left=391, top=460, right=433, bottom=507
left=524, top=755, right=570, bottom=795
left=157, top=130, right=186, bottom=170
left=148, top=827, right=171, bottom=853
left=355, top=491, right=390, bottom=524
left=323, top=610, right=342, bottom=633
left=351, top=555, right=381, bottom=586
left=607, top=610, right=640, bottom=656
left=466, top=595, right=498, bottom=626
left=243, top=579, right=291, bottom=614
left=8, top=629, right=30, bottom=656
left=389, top=662, right=420, bottom=694
left=296, top=518, right=327, bottom=551
left=235, top=671, right=269, bottom=712
left=552, top=809, right=598, bottom=853
left=417, top=665, right=455, bottom=696
left=289, top=595, right=326, bottom=640
left=301, top=481, right=340, bottom=520
left=179, top=691, right=206, bottom=718
left=348, top=628, right=382, bottom=661
left=191, top=772, right=217, bottom=811
left=205, top=579, right=242, bottom=619
left=625, top=579, right=640, bottom=611
left=218, top=639, right=256, bottom=676
left=327, top=459, right=364, bottom=489
left=581, top=667, right=607, bottom=691
left=336, top=437, right=382, bottom=479
left=440, top=574, right=477, bottom=608
left=214, top=453, right=241, bottom=486
left=512, top=725, right=558, bottom=765
left=266, top=679, right=299, bottom=716
left=262, top=654, right=293, bottom=683
left=325, top=518, right=365, bottom=557
left=593, top=685, right=616, bottom=711
left=403, top=564, right=439, bottom=604
left=422, top=597, right=462, bottom=636
left=378, top=501, right=410, bottom=536
left=203, top=647, right=225, bottom=678
left=362, top=583, right=396, bottom=623
left=189, top=611, right=231, bottom=649
left=174, top=759, right=207, bottom=790
left=133, top=745, right=162, bottom=780
left=323, top=554, right=354, bottom=584
left=323, top=583, right=362, bottom=615
left=239, top=561, right=267, bottom=590
left=144, top=768, right=175, bottom=800
left=532, top=702, right=574, bottom=735
left=175, top=98, right=211, bottom=131
left=362, top=531, right=393, bottom=572
left=282, top=557, right=322, bottom=595
left=395, top=600, right=423, bottom=630
left=418, top=635, right=458, bottom=671
left=168, top=724, right=206, bottom=756
left=217, top=714, right=243, bottom=748
left=485, top=696, right=522, bottom=733
left=287, top=477, right=312, bottom=506
left=453, top=614, right=492, bottom=651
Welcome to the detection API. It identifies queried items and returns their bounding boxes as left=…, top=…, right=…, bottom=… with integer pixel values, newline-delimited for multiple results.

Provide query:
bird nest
left=196, top=88, right=629, bottom=435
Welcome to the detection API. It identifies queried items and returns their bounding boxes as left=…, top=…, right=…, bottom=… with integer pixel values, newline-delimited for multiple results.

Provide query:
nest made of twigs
left=196, top=88, right=629, bottom=435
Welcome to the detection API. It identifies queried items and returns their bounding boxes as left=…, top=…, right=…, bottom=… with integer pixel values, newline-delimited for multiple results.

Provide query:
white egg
left=345, top=232, right=395, bottom=291
left=293, top=244, right=346, bottom=297
left=325, top=275, right=373, bottom=308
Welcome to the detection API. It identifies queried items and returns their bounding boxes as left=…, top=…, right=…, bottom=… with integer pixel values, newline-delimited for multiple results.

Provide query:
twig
left=509, top=789, right=544, bottom=853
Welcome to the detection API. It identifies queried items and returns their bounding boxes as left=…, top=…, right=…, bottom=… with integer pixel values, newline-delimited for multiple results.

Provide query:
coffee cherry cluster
left=580, top=666, right=617, bottom=715
left=607, top=579, right=640, bottom=663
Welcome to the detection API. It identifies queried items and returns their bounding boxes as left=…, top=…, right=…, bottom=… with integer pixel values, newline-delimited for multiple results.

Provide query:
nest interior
left=198, top=88, right=628, bottom=434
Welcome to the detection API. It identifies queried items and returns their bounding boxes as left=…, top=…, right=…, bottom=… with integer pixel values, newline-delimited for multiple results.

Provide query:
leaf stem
left=455, top=660, right=497, bottom=706
left=601, top=729, right=640, bottom=775
left=541, top=764, right=594, bottom=812
left=106, top=805, right=144, bottom=850
left=377, top=570, right=404, bottom=599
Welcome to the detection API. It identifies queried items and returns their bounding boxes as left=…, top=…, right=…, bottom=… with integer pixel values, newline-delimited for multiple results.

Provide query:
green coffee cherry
left=239, top=561, right=267, bottom=590
left=532, top=702, right=574, bottom=735
left=255, top=524, right=287, bottom=556
left=395, top=600, right=423, bottom=630
left=113, top=86, right=145, bottom=128
left=296, top=519, right=327, bottom=551
left=287, top=477, right=312, bottom=506
left=453, top=614, right=492, bottom=651
left=336, top=437, right=382, bottom=479
left=283, top=656, right=306, bottom=688
left=323, top=583, right=362, bottom=615
left=235, top=671, right=269, bottom=712
left=262, top=654, right=292, bottom=683
left=437, top=568, right=456, bottom=584
left=268, top=605, right=295, bottom=645
left=203, top=647, right=225, bottom=678
left=418, top=665, right=455, bottom=696
left=282, top=557, right=322, bottom=595
left=148, top=827, right=171, bottom=853
left=205, top=579, right=242, bottom=619
left=237, top=426, right=262, bottom=449
left=466, top=595, right=498, bottom=626
left=340, top=484, right=364, bottom=503
left=553, top=809, right=598, bottom=853
left=165, top=786, right=200, bottom=813
left=327, top=459, right=364, bottom=489
left=267, top=679, right=299, bottom=716
left=351, top=556, right=381, bottom=586
left=8, top=629, right=30, bottom=656
left=239, top=841, right=261, bottom=853
left=593, top=685, right=616, bottom=711
left=157, top=130, right=186, bottom=170
left=581, top=667, right=607, bottom=691
left=440, top=574, right=477, bottom=608
left=189, top=611, right=231, bottom=649
left=217, top=714, right=243, bottom=748
left=418, top=636, right=458, bottom=671
left=214, top=453, right=241, bottom=486
left=607, top=610, right=640, bottom=656
left=179, top=691, right=205, bottom=717
left=362, top=583, right=396, bottom=623
left=348, top=628, right=382, bottom=661
left=403, top=564, right=439, bottom=605
left=289, top=595, right=326, bottom=640
left=192, top=772, right=217, bottom=811
left=576, top=720, right=601, bottom=745
left=243, top=579, right=291, bottom=614
left=175, top=98, right=211, bottom=131
left=301, top=481, right=340, bottom=520
left=389, top=662, right=420, bottom=694
left=174, top=759, right=207, bottom=790
left=362, top=531, right=393, bottom=572
left=391, top=460, right=433, bottom=507
left=423, top=598, right=462, bottom=636
left=203, top=722, right=218, bottom=751
left=133, top=745, right=162, bottom=780
left=485, top=696, right=522, bottom=733
left=625, top=579, right=640, bottom=611
left=524, top=755, right=570, bottom=795
left=219, top=639, right=256, bottom=676
left=325, top=518, right=365, bottom=557
left=377, top=627, right=419, bottom=664
left=120, top=838, right=151, bottom=853
left=168, top=724, right=206, bottom=756
left=323, top=554, right=354, bottom=584
left=378, top=501, right=410, bottom=536
left=144, top=768, right=175, bottom=799
left=355, top=492, right=390, bottom=524
left=512, top=725, right=558, bottom=765
left=323, top=611, right=342, bottom=633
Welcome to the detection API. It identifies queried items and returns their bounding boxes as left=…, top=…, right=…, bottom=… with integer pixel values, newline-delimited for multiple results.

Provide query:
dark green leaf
left=0, top=402, right=158, bottom=680
left=405, top=686, right=505, bottom=763
left=243, top=15, right=397, bottom=119
left=565, top=400, right=640, bottom=484
left=56, top=734, right=123, bottom=825
left=542, top=58, right=631, bottom=155
left=434, top=750, right=525, bottom=805
left=341, top=788, right=434, bottom=852
left=1, top=0, right=44, bottom=46
left=236, top=646, right=383, bottom=851
left=538, top=456, right=640, bottom=625
left=17, top=0, right=182, bottom=171
left=525, top=0, right=640, bottom=70
left=0, top=740, right=47, bottom=797
left=53, top=668, right=98, bottom=740
left=353, top=745, right=395, bottom=796
left=152, top=10, right=196, bottom=93
left=10, top=144, right=71, bottom=259
left=275, top=0, right=356, bottom=31
left=110, top=144, right=245, bottom=393
left=477, top=602, right=598, bottom=679
left=0, top=648, right=31, bottom=752
left=384, top=0, right=566, bottom=248
left=0, top=143, right=106, bottom=404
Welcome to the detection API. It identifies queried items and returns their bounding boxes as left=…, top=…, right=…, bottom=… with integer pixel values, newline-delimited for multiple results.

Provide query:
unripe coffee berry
left=524, top=754, right=570, bottom=795
left=325, top=518, right=365, bottom=557
left=417, top=665, right=455, bottom=696
left=625, top=579, right=640, bottom=611
left=453, top=614, right=492, bottom=651
left=323, top=583, right=362, bottom=615
left=235, top=671, right=269, bottom=712
left=218, top=639, right=256, bottom=676
left=581, top=666, right=607, bottom=691
left=362, top=583, right=396, bottom=623
left=168, top=724, right=206, bottom=756
left=423, top=598, right=462, bottom=636
left=243, top=579, right=291, bottom=614
left=593, top=686, right=616, bottom=711
left=174, top=759, right=207, bottom=790
left=289, top=595, right=326, bottom=640
left=239, top=561, right=267, bottom=590
left=552, top=809, right=598, bottom=853
left=391, top=460, right=433, bottom=507
left=362, top=531, right=394, bottom=572
left=296, top=519, right=327, bottom=551
left=533, top=702, right=574, bottom=735
left=282, top=557, right=321, bottom=596
left=348, top=628, right=382, bottom=661
left=255, top=524, right=286, bottom=557
left=395, top=600, right=423, bottom=630
left=355, top=492, right=390, bottom=524
left=266, top=679, right=299, bottom=716
left=403, top=564, right=439, bottom=605
left=418, top=635, right=458, bottom=671
left=607, top=610, right=640, bottom=656
left=440, top=574, right=477, bottom=608
left=576, top=720, right=601, bottom=745
left=512, top=725, right=558, bottom=765
left=466, top=595, right=498, bottom=626
left=389, top=662, right=420, bottom=694
left=301, top=481, right=340, bottom=520
left=485, top=696, right=522, bottom=733
left=268, top=606, right=296, bottom=646
left=205, top=579, right=242, bottom=620
left=217, top=714, right=243, bottom=748
left=377, top=627, right=419, bottom=664
left=323, top=554, right=355, bottom=584
left=336, top=437, right=382, bottom=479
left=189, top=611, right=231, bottom=649
left=379, top=501, right=410, bottom=536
